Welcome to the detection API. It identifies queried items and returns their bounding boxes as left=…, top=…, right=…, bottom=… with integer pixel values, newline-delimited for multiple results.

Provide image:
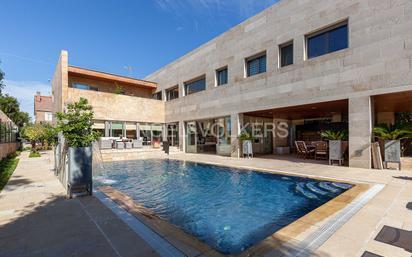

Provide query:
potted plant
left=56, top=98, right=99, bottom=197
left=321, top=130, right=348, bottom=165
left=373, top=123, right=412, bottom=169
left=238, top=131, right=254, bottom=158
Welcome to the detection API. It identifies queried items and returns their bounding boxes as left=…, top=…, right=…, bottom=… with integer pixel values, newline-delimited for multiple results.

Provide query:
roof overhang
left=68, top=66, right=157, bottom=90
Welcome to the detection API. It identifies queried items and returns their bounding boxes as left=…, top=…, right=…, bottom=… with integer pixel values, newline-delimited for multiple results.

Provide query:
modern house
left=51, top=53, right=165, bottom=146
left=34, top=92, right=53, bottom=123
left=52, top=0, right=412, bottom=169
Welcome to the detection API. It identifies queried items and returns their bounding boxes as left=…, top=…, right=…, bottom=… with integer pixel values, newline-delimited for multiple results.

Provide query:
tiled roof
left=34, top=95, right=53, bottom=112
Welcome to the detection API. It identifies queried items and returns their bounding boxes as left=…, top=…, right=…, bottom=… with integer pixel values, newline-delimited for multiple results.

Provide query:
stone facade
left=144, top=0, right=412, bottom=169
left=52, top=51, right=164, bottom=125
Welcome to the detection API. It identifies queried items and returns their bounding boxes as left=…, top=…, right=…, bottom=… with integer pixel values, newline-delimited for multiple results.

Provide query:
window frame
left=184, top=76, right=206, bottom=96
left=215, top=66, right=228, bottom=86
left=71, top=83, right=99, bottom=91
left=152, top=91, right=163, bottom=101
left=305, top=20, right=349, bottom=60
left=44, top=112, right=53, bottom=121
left=166, top=86, right=179, bottom=101
left=279, top=41, right=294, bottom=68
left=245, top=52, right=267, bottom=77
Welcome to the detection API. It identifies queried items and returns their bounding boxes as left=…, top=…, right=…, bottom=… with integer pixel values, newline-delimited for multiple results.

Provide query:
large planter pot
left=242, top=140, right=253, bottom=157
left=384, top=140, right=401, bottom=169
left=68, top=146, right=93, bottom=197
left=329, top=140, right=343, bottom=165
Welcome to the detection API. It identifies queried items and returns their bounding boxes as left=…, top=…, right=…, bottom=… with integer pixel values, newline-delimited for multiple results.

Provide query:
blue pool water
left=94, top=159, right=352, bottom=254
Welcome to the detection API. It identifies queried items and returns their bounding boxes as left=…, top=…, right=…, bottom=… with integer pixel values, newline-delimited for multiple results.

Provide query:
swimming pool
left=94, top=159, right=352, bottom=254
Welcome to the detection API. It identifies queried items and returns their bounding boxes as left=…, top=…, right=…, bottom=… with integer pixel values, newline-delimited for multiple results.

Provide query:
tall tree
left=0, top=67, right=5, bottom=94
left=0, top=95, right=30, bottom=127
left=0, top=62, right=31, bottom=127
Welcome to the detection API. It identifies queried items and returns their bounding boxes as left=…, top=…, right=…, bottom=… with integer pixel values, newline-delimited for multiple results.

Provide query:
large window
left=166, top=86, right=179, bottom=101
left=216, top=67, right=228, bottom=86
left=72, top=83, right=98, bottom=91
left=184, top=77, right=206, bottom=95
left=307, top=22, right=348, bottom=59
left=279, top=41, right=293, bottom=67
left=246, top=53, right=266, bottom=77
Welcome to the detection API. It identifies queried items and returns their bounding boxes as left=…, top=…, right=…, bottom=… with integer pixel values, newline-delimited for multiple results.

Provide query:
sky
left=0, top=0, right=278, bottom=119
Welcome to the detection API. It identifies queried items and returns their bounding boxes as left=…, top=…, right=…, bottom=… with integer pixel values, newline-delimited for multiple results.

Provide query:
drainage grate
left=292, top=184, right=385, bottom=257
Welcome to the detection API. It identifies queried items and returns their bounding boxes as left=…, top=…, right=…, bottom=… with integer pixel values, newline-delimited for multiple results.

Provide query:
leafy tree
left=56, top=98, right=99, bottom=147
left=21, top=123, right=46, bottom=149
left=0, top=63, right=30, bottom=127
left=0, top=64, right=5, bottom=94
left=21, top=122, right=57, bottom=150
left=0, top=94, right=30, bottom=127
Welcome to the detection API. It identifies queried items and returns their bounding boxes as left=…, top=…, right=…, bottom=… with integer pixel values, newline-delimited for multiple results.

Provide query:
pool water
left=94, top=159, right=352, bottom=254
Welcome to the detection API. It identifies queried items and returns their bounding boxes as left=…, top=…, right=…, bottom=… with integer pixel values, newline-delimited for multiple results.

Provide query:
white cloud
left=3, top=80, right=51, bottom=120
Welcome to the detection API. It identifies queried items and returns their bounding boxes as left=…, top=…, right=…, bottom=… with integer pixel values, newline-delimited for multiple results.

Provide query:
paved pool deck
left=0, top=151, right=159, bottom=257
left=0, top=150, right=411, bottom=257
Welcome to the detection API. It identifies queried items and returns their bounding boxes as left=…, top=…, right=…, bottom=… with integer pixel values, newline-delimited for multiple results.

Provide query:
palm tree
left=320, top=130, right=348, bottom=141
left=373, top=123, right=412, bottom=140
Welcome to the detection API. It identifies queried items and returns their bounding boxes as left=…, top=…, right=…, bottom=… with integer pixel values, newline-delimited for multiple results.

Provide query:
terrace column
left=231, top=113, right=244, bottom=158
left=179, top=120, right=186, bottom=152
left=104, top=121, right=110, bottom=137
left=136, top=123, right=140, bottom=139
left=348, top=96, right=373, bottom=169
left=162, top=124, right=167, bottom=142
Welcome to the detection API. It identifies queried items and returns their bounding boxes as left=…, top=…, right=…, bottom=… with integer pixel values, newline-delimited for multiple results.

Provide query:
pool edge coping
left=94, top=158, right=382, bottom=257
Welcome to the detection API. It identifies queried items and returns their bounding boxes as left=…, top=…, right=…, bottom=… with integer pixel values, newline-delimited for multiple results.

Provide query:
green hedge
left=0, top=152, right=20, bottom=191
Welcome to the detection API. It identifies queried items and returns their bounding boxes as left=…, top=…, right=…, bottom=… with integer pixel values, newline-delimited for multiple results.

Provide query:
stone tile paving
left=0, top=151, right=159, bottom=257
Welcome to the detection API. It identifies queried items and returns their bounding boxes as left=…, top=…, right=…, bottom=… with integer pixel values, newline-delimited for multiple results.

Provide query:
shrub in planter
left=238, top=131, right=254, bottom=157
left=321, top=130, right=348, bottom=165
left=56, top=98, right=99, bottom=197
left=373, top=123, right=412, bottom=169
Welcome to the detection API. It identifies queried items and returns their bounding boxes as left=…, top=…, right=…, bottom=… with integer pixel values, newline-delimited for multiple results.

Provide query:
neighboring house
left=52, top=0, right=412, bottom=169
left=34, top=92, right=53, bottom=123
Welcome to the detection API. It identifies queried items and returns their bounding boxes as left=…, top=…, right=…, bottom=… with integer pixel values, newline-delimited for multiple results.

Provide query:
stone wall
left=67, top=88, right=165, bottom=123
left=51, top=50, right=69, bottom=122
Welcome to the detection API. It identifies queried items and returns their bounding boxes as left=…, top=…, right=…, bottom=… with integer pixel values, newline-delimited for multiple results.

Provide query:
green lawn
left=0, top=153, right=20, bottom=191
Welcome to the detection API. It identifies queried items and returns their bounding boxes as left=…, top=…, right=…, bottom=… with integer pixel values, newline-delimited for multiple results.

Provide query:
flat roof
left=68, top=66, right=157, bottom=90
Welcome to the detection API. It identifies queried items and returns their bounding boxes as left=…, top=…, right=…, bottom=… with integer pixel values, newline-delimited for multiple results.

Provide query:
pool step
left=296, top=183, right=319, bottom=200
left=295, top=181, right=349, bottom=200
left=306, top=182, right=328, bottom=195
left=318, top=182, right=340, bottom=193
left=331, top=182, right=352, bottom=190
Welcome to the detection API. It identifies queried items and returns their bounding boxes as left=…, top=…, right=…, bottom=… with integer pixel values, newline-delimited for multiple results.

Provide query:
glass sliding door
left=167, top=123, right=179, bottom=147
left=140, top=123, right=152, bottom=146
left=216, top=116, right=231, bottom=156
left=152, top=124, right=163, bottom=147
left=126, top=123, right=137, bottom=139
left=111, top=122, right=124, bottom=138
left=186, top=121, right=197, bottom=153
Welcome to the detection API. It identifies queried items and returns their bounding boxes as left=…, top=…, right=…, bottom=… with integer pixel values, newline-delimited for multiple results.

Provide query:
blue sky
left=0, top=0, right=278, bottom=118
